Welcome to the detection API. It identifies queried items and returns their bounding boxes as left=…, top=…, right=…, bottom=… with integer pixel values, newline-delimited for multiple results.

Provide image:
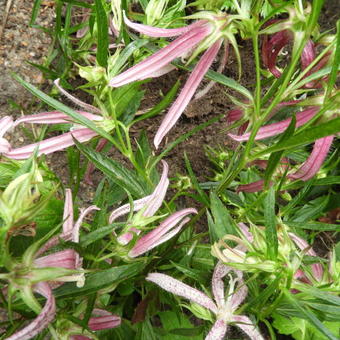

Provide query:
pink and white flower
left=146, top=262, right=264, bottom=340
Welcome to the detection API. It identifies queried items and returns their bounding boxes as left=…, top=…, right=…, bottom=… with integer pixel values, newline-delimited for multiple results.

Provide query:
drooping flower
left=5, top=282, right=56, bottom=340
left=2, top=109, right=103, bottom=160
left=109, top=160, right=197, bottom=256
left=5, top=189, right=99, bottom=340
left=146, top=262, right=264, bottom=340
left=228, top=106, right=319, bottom=142
left=109, top=12, right=235, bottom=148
left=262, top=24, right=330, bottom=87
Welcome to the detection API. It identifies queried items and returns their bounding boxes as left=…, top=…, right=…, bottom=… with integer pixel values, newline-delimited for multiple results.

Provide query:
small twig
left=0, top=0, right=14, bottom=42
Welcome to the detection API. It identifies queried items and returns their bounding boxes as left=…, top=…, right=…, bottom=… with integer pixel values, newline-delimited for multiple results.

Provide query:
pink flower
left=5, top=189, right=99, bottom=340
left=5, top=282, right=55, bottom=340
left=70, top=309, right=121, bottom=340
left=109, top=15, right=227, bottom=148
left=229, top=107, right=319, bottom=142
left=288, top=136, right=334, bottom=181
left=128, top=208, right=197, bottom=258
left=147, top=262, right=264, bottom=340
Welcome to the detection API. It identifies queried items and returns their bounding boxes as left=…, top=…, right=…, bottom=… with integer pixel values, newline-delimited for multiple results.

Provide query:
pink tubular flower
left=262, top=28, right=330, bottom=87
left=5, top=189, right=99, bottom=340
left=5, top=282, right=56, bottom=340
left=109, top=14, right=230, bottom=148
left=3, top=110, right=102, bottom=160
left=128, top=208, right=197, bottom=258
left=70, top=309, right=121, bottom=340
left=110, top=160, right=170, bottom=245
left=229, top=106, right=319, bottom=142
left=147, top=262, right=264, bottom=340
left=288, top=136, right=334, bottom=181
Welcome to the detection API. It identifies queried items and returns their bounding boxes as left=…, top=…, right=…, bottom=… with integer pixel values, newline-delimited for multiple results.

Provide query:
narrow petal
left=54, top=79, right=101, bottom=114
left=109, top=25, right=212, bottom=87
left=63, top=188, right=74, bottom=235
left=288, top=232, right=323, bottom=280
left=226, top=109, right=244, bottom=123
left=301, top=40, right=316, bottom=70
left=129, top=208, right=197, bottom=257
left=229, top=107, right=318, bottom=142
left=34, top=249, right=77, bottom=269
left=124, top=13, right=205, bottom=37
left=237, top=223, right=253, bottom=243
left=212, top=262, right=230, bottom=308
left=0, top=116, right=13, bottom=138
left=237, top=180, right=266, bottom=193
left=109, top=160, right=169, bottom=223
left=205, top=319, right=228, bottom=340
left=5, top=282, right=56, bottom=340
left=4, top=128, right=98, bottom=159
left=232, top=315, right=264, bottom=340
left=73, top=205, right=100, bottom=243
left=154, top=39, right=222, bottom=149
left=88, top=309, right=121, bottom=331
left=14, top=111, right=102, bottom=127
left=146, top=273, right=217, bottom=313
left=109, top=196, right=152, bottom=224
left=288, top=136, right=333, bottom=181
left=0, top=138, right=11, bottom=153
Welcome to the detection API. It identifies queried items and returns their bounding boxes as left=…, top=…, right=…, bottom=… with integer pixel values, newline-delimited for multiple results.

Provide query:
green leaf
left=284, top=221, right=340, bottom=231
left=94, top=0, right=108, bottom=67
left=75, top=140, right=146, bottom=197
left=208, top=192, right=237, bottom=242
left=54, top=263, right=143, bottom=298
left=326, top=20, right=340, bottom=99
left=80, top=225, right=117, bottom=247
left=264, top=186, right=278, bottom=260
left=284, top=291, right=339, bottom=340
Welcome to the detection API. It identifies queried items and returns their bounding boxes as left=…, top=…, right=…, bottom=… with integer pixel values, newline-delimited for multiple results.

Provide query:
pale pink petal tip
left=5, top=282, right=56, bottom=340
left=232, top=315, right=265, bottom=340
left=205, top=319, right=227, bottom=340
left=88, top=309, right=121, bottom=331
left=146, top=272, right=217, bottom=313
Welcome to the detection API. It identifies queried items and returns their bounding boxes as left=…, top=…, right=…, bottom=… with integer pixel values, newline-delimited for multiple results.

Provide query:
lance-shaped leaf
left=146, top=272, right=218, bottom=313
left=229, top=107, right=318, bottom=142
left=154, top=39, right=222, bottom=149
left=129, top=208, right=197, bottom=257
left=88, top=309, right=121, bottom=331
left=5, top=282, right=56, bottom=340
left=288, top=136, right=334, bottom=181
left=109, top=22, right=212, bottom=87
